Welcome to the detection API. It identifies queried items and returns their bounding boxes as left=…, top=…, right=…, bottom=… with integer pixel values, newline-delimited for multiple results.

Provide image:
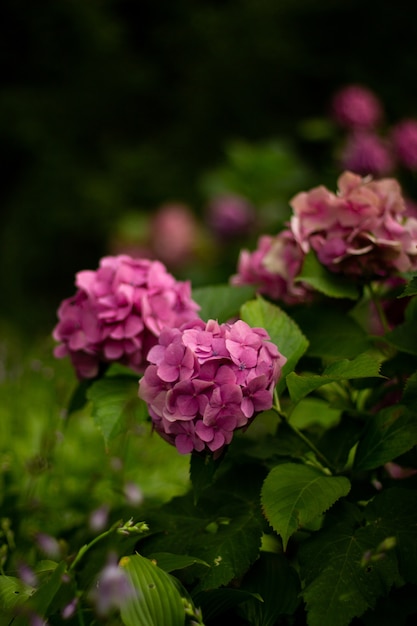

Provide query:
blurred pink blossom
left=340, top=131, right=394, bottom=177
left=391, top=118, right=417, bottom=170
left=53, top=255, right=200, bottom=378
left=150, top=203, right=199, bottom=268
left=139, top=318, right=286, bottom=456
left=331, top=84, right=383, bottom=130
left=290, top=171, right=417, bottom=278
left=206, top=194, right=255, bottom=238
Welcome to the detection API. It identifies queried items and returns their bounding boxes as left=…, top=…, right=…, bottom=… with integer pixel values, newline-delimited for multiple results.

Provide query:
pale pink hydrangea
left=290, top=171, right=417, bottom=278
left=391, top=119, right=417, bottom=170
left=340, top=132, right=394, bottom=177
left=138, top=318, right=286, bottom=455
left=53, top=255, right=200, bottom=378
left=231, top=230, right=313, bottom=304
left=331, top=85, right=383, bottom=130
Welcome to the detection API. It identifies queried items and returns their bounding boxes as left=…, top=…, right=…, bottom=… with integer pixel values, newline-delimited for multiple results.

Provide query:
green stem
left=69, top=520, right=122, bottom=573
left=273, top=390, right=336, bottom=474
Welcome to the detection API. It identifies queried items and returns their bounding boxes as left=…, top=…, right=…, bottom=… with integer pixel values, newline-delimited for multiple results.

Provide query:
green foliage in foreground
left=1, top=276, right=417, bottom=625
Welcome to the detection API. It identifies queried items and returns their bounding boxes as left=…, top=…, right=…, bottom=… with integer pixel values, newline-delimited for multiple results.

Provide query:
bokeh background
left=2, top=0, right=416, bottom=336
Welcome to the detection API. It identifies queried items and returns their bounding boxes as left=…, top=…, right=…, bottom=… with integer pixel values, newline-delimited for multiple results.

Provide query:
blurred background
left=1, top=0, right=417, bottom=337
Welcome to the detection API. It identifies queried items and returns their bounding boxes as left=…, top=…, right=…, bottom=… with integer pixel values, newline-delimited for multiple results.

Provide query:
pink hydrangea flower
left=290, top=171, right=417, bottom=278
left=53, top=255, right=200, bottom=378
left=391, top=119, right=417, bottom=170
left=340, top=132, right=394, bottom=177
left=331, top=84, right=383, bottom=130
left=150, top=203, right=199, bottom=268
left=138, top=318, right=286, bottom=456
left=207, top=194, right=255, bottom=238
left=231, top=230, right=313, bottom=304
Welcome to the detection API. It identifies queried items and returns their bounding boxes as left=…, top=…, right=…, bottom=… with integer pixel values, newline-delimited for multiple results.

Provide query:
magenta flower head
left=330, top=84, right=383, bottom=130
left=231, top=230, right=313, bottom=305
left=138, top=318, right=286, bottom=456
left=290, top=171, right=417, bottom=279
left=340, top=131, right=394, bottom=177
left=53, top=255, right=200, bottom=378
left=206, top=194, right=255, bottom=238
left=391, top=118, right=417, bottom=171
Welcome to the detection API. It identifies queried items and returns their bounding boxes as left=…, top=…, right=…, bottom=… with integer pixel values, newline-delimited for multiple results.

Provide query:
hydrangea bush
left=2, top=170, right=417, bottom=626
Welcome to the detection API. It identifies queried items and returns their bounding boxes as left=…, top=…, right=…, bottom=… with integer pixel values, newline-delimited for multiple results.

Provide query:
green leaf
left=365, top=487, right=417, bottom=584
left=261, top=463, right=351, bottom=549
left=240, top=296, right=309, bottom=392
left=12, top=561, right=67, bottom=625
left=86, top=375, right=147, bottom=447
left=402, top=370, right=417, bottom=408
left=0, top=576, right=34, bottom=611
left=384, top=320, right=417, bottom=355
left=193, top=587, right=263, bottom=623
left=399, top=274, right=417, bottom=297
left=190, top=450, right=225, bottom=503
left=192, top=284, right=256, bottom=323
left=147, top=552, right=209, bottom=573
left=299, top=519, right=400, bottom=626
left=354, top=405, right=417, bottom=471
left=139, top=487, right=263, bottom=592
left=287, top=351, right=384, bottom=404
left=291, top=305, right=372, bottom=359
left=238, top=552, right=301, bottom=626
left=119, top=554, right=186, bottom=626
left=296, top=250, right=359, bottom=299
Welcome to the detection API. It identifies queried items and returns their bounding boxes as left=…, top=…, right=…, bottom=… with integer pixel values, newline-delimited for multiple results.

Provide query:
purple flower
left=139, top=318, right=286, bottom=455
left=391, top=118, right=417, bottom=170
left=231, top=230, right=313, bottom=305
left=53, top=255, right=200, bottom=378
left=90, top=556, right=136, bottom=616
left=206, top=194, right=255, bottom=238
left=331, top=84, right=383, bottom=130
left=290, top=171, right=417, bottom=279
left=340, top=132, right=394, bottom=177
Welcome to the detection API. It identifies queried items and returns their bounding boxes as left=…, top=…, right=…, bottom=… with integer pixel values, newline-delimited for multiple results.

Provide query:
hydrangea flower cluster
left=138, top=318, right=286, bottom=455
left=290, top=171, right=417, bottom=278
left=231, top=230, right=313, bottom=304
left=53, top=255, right=200, bottom=378
left=232, top=171, right=417, bottom=296
left=330, top=84, right=383, bottom=130
left=329, top=84, right=417, bottom=178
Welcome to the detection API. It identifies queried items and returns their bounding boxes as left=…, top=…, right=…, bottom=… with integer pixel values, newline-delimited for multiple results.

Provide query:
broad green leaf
left=87, top=375, right=147, bottom=447
left=296, top=250, right=359, bottom=299
left=119, top=554, right=185, bottom=626
left=354, top=405, right=417, bottom=471
left=192, top=284, right=256, bottom=322
left=0, top=576, right=34, bottom=611
left=300, top=520, right=400, bottom=626
left=12, top=561, right=67, bottom=625
left=238, top=552, right=301, bottom=626
left=299, top=487, right=416, bottom=626
left=291, top=305, right=372, bottom=359
left=384, top=320, right=417, bottom=355
left=402, top=370, right=417, bottom=408
left=193, top=588, right=262, bottom=622
left=287, top=351, right=384, bottom=404
left=261, top=463, right=351, bottom=549
left=138, top=487, right=263, bottom=592
left=399, top=274, right=417, bottom=297
left=147, top=552, right=209, bottom=573
left=365, top=487, right=417, bottom=584
left=190, top=449, right=225, bottom=503
left=240, top=296, right=309, bottom=391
